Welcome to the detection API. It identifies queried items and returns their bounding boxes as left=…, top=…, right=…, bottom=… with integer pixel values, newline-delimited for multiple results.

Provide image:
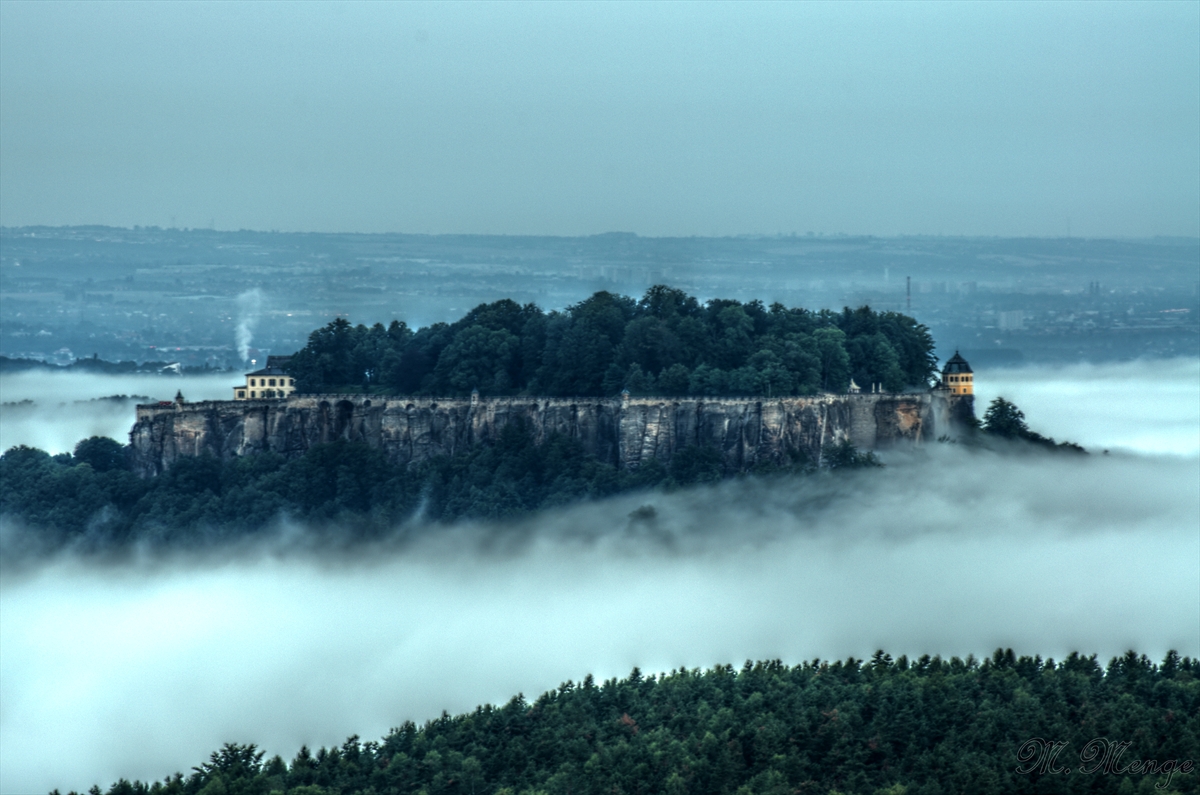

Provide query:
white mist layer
left=0, top=360, right=1197, bottom=793
left=0, top=371, right=236, bottom=454
left=974, top=357, right=1200, bottom=456
left=2, top=449, right=1197, bottom=794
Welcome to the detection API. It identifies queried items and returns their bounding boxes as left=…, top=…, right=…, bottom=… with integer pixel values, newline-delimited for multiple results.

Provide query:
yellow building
left=234, top=356, right=296, bottom=400
left=941, top=351, right=973, bottom=395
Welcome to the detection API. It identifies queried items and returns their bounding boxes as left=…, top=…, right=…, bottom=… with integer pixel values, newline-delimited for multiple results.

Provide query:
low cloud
left=975, top=357, right=1200, bottom=456
left=1, top=360, right=1197, bottom=793
left=0, top=371, right=236, bottom=454
left=2, top=446, right=1197, bottom=793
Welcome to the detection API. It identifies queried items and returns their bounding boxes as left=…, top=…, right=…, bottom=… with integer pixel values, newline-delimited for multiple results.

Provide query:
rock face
left=129, top=392, right=970, bottom=478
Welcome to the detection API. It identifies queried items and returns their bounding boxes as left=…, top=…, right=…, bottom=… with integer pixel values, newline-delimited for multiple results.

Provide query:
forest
left=1, top=393, right=1086, bottom=554
left=2, top=289, right=1080, bottom=551
left=66, top=650, right=1198, bottom=795
left=283, top=286, right=938, bottom=396
left=0, top=425, right=875, bottom=554
left=0, top=287, right=945, bottom=551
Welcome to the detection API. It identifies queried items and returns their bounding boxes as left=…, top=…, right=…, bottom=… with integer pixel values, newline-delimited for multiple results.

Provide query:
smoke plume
left=235, top=289, right=264, bottom=363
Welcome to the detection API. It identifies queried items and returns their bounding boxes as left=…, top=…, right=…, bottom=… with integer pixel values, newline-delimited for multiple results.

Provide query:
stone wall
left=129, top=392, right=964, bottom=478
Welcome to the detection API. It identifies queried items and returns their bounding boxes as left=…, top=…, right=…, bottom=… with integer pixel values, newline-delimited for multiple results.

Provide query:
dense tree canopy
left=0, top=424, right=823, bottom=553
left=285, top=287, right=938, bottom=397
left=70, top=650, right=1199, bottom=795
left=982, top=397, right=1031, bottom=439
left=72, top=436, right=129, bottom=473
left=2, top=397, right=1087, bottom=555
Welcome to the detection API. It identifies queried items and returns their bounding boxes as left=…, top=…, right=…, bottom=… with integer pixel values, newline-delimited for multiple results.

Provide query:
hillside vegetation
left=4, top=290, right=1085, bottom=551
left=0, top=425, right=882, bottom=554
left=72, top=651, right=1199, bottom=795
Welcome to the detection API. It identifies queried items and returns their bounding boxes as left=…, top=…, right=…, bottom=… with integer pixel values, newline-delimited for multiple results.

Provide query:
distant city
left=2, top=226, right=1196, bottom=372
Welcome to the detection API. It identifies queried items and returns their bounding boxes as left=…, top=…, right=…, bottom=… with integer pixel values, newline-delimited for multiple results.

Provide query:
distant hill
left=0, top=355, right=227, bottom=375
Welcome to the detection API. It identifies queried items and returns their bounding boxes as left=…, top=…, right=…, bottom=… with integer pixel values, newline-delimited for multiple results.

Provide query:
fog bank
left=1, top=360, right=1197, bottom=793
left=975, top=357, right=1200, bottom=456
left=2, top=445, right=1197, bottom=793
left=0, top=371, right=235, bottom=454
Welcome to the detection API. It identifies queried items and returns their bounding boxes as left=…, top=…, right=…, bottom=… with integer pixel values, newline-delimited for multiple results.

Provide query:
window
left=237, top=390, right=245, bottom=398
left=251, top=378, right=257, bottom=386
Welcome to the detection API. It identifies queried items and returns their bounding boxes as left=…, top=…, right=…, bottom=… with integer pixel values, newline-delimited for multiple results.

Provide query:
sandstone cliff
left=130, top=392, right=970, bottom=478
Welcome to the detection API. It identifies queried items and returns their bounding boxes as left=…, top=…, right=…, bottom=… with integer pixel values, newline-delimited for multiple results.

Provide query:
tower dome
left=941, top=351, right=973, bottom=395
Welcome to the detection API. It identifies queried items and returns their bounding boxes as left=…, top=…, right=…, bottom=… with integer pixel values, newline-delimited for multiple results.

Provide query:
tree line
left=3, top=393, right=1086, bottom=554
left=0, top=423, right=886, bottom=555
left=974, top=398, right=1087, bottom=452
left=284, top=286, right=938, bottom=397
left=69, top=650, right=1198, bottom=795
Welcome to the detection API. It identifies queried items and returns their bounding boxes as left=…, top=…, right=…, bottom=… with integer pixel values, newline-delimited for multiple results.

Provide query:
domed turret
left=940, top=351, right=973, bottom=395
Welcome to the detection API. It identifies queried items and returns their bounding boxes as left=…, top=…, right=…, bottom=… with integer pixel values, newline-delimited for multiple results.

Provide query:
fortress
left=129, top=356, right=976, bottom=478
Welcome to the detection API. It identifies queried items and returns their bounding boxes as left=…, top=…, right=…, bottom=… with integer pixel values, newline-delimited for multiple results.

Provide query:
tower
left=941, top=351, right=973, bottom=396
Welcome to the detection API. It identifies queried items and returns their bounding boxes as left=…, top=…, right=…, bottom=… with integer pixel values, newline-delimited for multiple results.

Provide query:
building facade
left=233, top=355, right=296, bottom=400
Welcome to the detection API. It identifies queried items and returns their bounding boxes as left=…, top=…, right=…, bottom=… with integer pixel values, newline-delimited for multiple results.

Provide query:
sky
left=1, top=0, right=1198, bottom=238
left=2, top=360, right=1198, bottom=792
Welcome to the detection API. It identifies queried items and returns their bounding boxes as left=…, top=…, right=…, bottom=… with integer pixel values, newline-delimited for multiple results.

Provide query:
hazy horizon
left=2, top=1, right=1197, bottom=238
left=6, top=223, right=1200, bottom=242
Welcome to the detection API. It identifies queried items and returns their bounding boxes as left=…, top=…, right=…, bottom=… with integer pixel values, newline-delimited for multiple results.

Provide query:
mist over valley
left=1, top=247, right=1195, bottom=794
left=1, top=360, right=1196, bottom=792
left=2, top=2, right=1198, bottom=792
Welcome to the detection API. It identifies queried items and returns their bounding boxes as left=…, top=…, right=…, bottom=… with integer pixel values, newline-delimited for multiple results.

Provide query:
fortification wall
left=130, top=392, right=962, bottom=478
